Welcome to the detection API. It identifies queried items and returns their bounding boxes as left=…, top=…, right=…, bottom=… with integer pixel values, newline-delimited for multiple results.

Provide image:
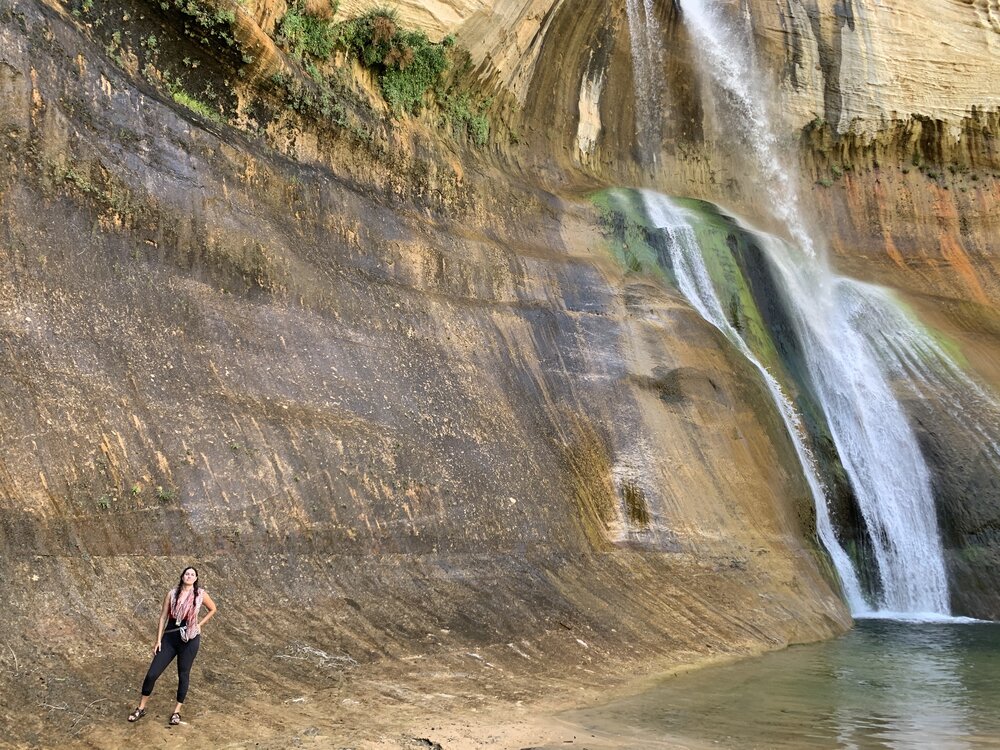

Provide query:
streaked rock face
left=329, top=0, right=999, bottom=147
left=0, top=0, right=997, bottom=745
left=757, top=0, right=1000, bottom=134
left=0, top=3, right=848, bottom=745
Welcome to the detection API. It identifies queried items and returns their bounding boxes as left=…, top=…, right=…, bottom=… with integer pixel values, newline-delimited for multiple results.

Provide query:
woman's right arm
left=153, top=591, right=170, bottom=654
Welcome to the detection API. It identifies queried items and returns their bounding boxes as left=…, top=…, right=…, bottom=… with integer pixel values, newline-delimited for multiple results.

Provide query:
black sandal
left=169, top=712, right=181, bottom=725
left=127, top=707, right=146, bottom=722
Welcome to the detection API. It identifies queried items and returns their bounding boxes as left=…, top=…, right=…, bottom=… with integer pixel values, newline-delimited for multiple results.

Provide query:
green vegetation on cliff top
left=337, top=7, right=450, bottom=114
left=69, top=0, right=491, bottom=146
left=273, top=3, right=490, bottom=142
left=277, top=2, right=341, bottom=62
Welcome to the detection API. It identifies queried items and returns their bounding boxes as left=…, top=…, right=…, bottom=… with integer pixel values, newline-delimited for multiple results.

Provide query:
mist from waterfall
left=853, top=291, right=1000, bottom=478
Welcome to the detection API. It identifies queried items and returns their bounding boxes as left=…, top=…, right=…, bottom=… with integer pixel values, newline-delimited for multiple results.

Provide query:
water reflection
left=549, top=622, right=1000, bottom=749
left=826, top=623, right=969, bottom=749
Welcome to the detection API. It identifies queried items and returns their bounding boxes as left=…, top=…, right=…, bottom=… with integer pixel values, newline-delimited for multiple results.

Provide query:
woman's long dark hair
left=174, top=566, right=200, bottom=604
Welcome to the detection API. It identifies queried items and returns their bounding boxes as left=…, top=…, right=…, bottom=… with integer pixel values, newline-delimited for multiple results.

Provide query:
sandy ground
left=63, top=687, right=712, bottom=750
left=45, top=645, right=735, bottom=750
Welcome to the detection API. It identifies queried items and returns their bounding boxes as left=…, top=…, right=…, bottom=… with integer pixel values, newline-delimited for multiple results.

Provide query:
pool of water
left=548, top=621, right=1000, bottom=749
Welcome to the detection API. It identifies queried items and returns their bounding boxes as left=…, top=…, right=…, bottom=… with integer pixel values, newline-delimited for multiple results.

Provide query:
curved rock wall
left=0, top=2, right=849, bottom=746
left=1, top=0, right=998, bottom=744
left=319, top=0, right=1000, bottom=615
left=753, top=0, right=1000, bottom=134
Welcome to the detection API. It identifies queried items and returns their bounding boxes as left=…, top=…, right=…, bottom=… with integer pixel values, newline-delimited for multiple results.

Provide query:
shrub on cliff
left=171, top=0, right=238, bottom=46
left=277, top=1, right=340, bottom=61
left=439, top=91, right=490, bottom=146
left=338, top=7, right=450, bottom=114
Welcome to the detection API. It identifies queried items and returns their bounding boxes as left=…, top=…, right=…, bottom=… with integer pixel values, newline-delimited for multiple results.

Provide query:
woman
left=128, top=566, right=217, bottom=725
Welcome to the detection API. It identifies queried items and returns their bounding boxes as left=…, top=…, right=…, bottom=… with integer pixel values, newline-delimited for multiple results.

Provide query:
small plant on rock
left=169, top=83, right=224, bottom=123
left=439, top=91, right=490, bottom=145
left=277, top=2, right=339, bottom=61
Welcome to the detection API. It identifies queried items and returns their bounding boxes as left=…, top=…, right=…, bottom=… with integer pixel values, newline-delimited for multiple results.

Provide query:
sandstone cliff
left=0, top=0, right=996, bottom=746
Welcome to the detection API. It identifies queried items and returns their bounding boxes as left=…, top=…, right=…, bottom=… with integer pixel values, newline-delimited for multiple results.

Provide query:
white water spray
left=639, top=190, right=957, bottom=616
left=851, top=288, right=1000, bottom=476
left=618, top=0, right=979, bottom=617
left=676, top=0, right=816, bottom=257
left=753, top=234, right=952, bottom=616
left=666, top=0, right=956, bottom=617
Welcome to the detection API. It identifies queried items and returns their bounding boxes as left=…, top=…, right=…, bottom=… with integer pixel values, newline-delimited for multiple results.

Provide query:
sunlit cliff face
left=0, top=0, right=998, bottom=745
left=394, top=0, right=1000, bottom=294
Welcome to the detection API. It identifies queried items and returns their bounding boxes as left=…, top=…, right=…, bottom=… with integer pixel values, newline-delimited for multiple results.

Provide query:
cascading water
left=624, top=0, right=663, bottom=165
left=851, top=289, right=1000, bottom=477
left=638, top=190, right=953, bottom=616
left=628, top=0, right=956, bottom=616
left=676, top=0, right=816, bottom=257
left=639, top=191, right=866, bottom=611
left=753, top=233, right=952, bottom=616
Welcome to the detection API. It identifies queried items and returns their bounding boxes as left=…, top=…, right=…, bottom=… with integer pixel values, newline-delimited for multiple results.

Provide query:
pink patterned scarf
left=169, top=587, right=204, bottom=642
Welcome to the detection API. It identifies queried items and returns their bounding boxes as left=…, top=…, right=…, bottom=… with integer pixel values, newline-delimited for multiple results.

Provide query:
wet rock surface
left=0, top=2, right=850, bottom=747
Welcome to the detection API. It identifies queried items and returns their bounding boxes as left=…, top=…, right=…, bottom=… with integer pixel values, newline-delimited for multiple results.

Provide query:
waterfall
left=638, top=190, right=953, bottom=617
left=618, top=0, right=968, bottom=617
left=753, top=234, right=951, bottom=616
left=640, top=191, right=867, bottom=611
left=669, top=0, right=953, bottom=616
left=625, top=0, right=663, bottom=165
left=676, top=0, right=816, bottom=257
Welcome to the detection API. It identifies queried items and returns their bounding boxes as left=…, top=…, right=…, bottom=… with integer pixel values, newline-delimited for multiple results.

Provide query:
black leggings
left=141, top=629, right=200, bottom=703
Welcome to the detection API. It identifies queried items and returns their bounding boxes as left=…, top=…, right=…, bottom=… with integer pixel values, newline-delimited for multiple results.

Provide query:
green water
left=550, top=621, right=1000, bottom=749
